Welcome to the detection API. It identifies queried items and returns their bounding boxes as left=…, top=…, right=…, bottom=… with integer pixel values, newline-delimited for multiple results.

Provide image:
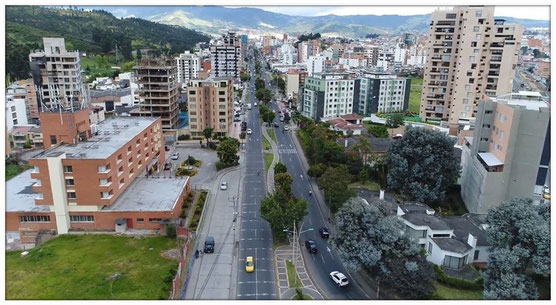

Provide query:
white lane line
left=320, top=253, right=325, bottom=264
left=255, top=247, right=258, bottom=300
left=300, top=174, right=303, bottom=180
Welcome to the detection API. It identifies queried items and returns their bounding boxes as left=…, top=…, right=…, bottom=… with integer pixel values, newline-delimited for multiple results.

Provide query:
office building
left=421, top=6, right=522, bottom=134
left=187, top=78, right=234, bottom=137
left=358, top=72, right=411, bottom=116
left=29, top=38, right=87, bottom=111
left=301, top=73, right=355, bottom=121
left=176, top=51, right=201, bottom=89
left=133, top=57, right=180, bottom=130
left=459, top=92, right=550, bottom=214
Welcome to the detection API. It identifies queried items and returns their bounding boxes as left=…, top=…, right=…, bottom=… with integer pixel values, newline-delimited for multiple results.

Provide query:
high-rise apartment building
left=29, top=38, right=87, bottom=111
left=176, top=51, right=200, bottom=89
left=297, top=40, right=321, bottom=63
left=301, top=73, right=356, bottom=121
left=459, top=92, right=550, bottom=214
left=186, top=78, right=234, bottom=137
left=365, top=45, right=379, bottom=67
left=241, top=34, right=248, bottom=61
left=357, top=72, right=411, bottom=116
left=210, top=32, right=241, bottom=78
left=134, top=57, right=180, bottom=130
left=420, top=6, right=522, bottom=134
left=307, top=55, right=326, bottom=76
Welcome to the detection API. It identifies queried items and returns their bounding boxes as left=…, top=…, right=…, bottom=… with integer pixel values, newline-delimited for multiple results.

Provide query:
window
left=149, top=218, right=162, bottom=223
left=475, top=10, right=482, bottom=17
left=428, top=243, right=433, bottom=254
left=137, top=218, right=144, bottom=224
left=70, top=215, right=94, bottom=222
left=475, top=34, right=482, bottom=40
left=473, top=26, right=480, bottom=32
left=474, top=250, right=480, bottom=260
left=65, top=178, right=74, bottom=186
left=98, top=164, right=110, bottom=172
left=33, top=165, right=40, bottom=173
left=474, top=49, right=479, bottom=54
left=64, top=165, right=73, bottom=173
left=127, top=146, right=132, bottom=153
left=117, top=154, right=122, bottom=163
left=67, top=192, right=76, bottom=199
left=19, top=215, right=50, bottom=223
left=50, top=135, right=57, bottom=145
left=469, top=56, right=476, bottom=63
left=443, top=254, right=467, bottom=269
left=128, top=157, right=133, bottom=164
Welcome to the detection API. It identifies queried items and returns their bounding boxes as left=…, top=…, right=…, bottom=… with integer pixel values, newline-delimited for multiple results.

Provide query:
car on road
left=305, top=240, right=317, bottom=253
left=273, top=122, right=279, bottom=128
left=543, top=187, right=550, bottom=200
left=254, top=102, right=258, bottom=107
left=245, top=256, right=254, bottom=273
left=284, top=126, right=289, bottom=131
left=164, top=162, right=172, bottom=170
left=220, top=182, right=228, bottom=190
left=170, top=152, right=179, bottom=160
left=319, top=227, right=329, bottom=238
left=247, top=128, right=253, bottom=135
left=329, top=271, right=349, bottom=287
left=204, top=236, right=215, bottom=253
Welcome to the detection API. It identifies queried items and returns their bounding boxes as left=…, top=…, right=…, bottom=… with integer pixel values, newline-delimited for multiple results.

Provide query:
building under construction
left=133, top=57, right=180, bottom=130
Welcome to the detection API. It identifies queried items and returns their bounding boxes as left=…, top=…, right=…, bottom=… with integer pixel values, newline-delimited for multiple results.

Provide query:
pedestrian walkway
left=261, top=126, right=279, bottom=193
left=274, top=245, right=323, bottom=300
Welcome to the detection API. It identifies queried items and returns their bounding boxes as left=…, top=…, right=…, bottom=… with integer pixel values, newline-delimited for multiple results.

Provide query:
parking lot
left=165, top=147, right=220, bottom=188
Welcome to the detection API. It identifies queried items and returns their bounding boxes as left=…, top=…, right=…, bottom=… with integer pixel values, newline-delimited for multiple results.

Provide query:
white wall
left=5, top=97, right=29, bottom=130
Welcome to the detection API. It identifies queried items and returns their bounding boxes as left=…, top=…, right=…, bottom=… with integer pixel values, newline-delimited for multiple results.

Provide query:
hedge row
left=188, top=191, right=208, bottom=232
left=434, top=265, right=483, bottom=290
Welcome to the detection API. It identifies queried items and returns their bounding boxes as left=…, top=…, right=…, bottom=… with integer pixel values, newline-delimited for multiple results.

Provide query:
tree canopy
left=386, top=126, right=460, bottom=203
left=483, top=198, right=550, bottom=300
left=216, top=137, right=239, bottom=165
left=318, top=166, right=355, bottom=214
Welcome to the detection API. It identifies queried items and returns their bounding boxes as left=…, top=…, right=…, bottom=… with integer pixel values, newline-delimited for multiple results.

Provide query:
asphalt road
left=235, top=52, right=278, bottom=300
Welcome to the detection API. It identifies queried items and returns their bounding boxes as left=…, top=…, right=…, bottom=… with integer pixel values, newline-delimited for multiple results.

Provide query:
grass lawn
left=409, top=76, right=423, bottom=114
left=286, top=260, right=302, bottom=288
left=6, top=235, right=179, bottom=300
left=263, top=135, right=271, bottom=150
left=348, top=180, right=380, bottom=191
left=264, top=152, right=274, bottom=174
left=433, top=283, right=483, bottom=300
left=6, top=164, right=32, bottom=181
left=267, top=128, right=277, bottom=143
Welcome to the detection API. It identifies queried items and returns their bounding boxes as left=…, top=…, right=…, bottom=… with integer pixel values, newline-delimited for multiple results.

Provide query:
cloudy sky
left=242, top=6, right=550, bottom=20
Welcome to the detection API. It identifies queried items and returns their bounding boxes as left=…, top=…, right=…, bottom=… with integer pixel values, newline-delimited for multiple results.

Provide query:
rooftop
left=490, top=91, right=549, bottom=111
left=401, top=213, right=452, bottom=231
left=6, top=170, right=50, bottom=213
left=34, top=116, right=158, bottom=160
left=399, top=203, right=435, bottom=215
left=431, top=237, right=472, bottom=254
left=443, top=215, right=489, bottom=247
left=103, top=176, right=189, bottom=212
left=478, top=152, right=504, bottom=166
left=90, top=88, right=131, bottom=98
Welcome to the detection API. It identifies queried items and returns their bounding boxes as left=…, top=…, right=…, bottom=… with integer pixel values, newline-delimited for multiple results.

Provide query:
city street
left=235, top=52, right=278, bottom=300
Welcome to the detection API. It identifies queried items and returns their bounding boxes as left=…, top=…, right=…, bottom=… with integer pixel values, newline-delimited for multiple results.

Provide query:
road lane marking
left=320, top=253, right=325, bottom=264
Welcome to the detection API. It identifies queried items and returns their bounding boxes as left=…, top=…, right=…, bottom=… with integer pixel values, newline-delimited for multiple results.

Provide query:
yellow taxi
left=245, top=256, right=254, bottom=273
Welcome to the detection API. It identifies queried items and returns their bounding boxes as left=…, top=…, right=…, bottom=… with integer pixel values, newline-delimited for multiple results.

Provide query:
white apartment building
left=6, top=96, right=29, bottom=130
left=29, top=38, right=87, bottom=110
left=306, top=55, right=325, bottom=76
left=301, top=73, right=355, bottom=121
left=280, top=43, right=297, bottom=65
left=176, top=51, right=200, bottom=89
left=357, top=72, right=411, bottom=116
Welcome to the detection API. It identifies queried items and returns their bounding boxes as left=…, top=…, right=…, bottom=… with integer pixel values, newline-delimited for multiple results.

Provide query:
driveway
left=168, top=147, right=220, bottom=189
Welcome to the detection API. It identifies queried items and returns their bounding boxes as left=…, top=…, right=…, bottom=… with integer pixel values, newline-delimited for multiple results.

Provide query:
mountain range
left=89, top=6, right=550, bottom=38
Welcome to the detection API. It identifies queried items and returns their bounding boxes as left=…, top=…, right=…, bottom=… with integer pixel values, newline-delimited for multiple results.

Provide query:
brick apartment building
left=6, top=111, right=191, bottom=243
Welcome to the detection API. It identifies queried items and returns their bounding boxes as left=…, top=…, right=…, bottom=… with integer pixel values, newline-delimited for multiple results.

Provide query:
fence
left=169, top=229, right=191, bottom=299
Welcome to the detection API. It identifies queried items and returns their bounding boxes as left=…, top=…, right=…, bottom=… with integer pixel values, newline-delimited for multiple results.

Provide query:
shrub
left=180, top=208, right=187, bottom=219
left=434, top=265, right=483, bottom=290
left=189, top=219, right=198, bottom=231
left=164, top=268, right=177, bottom=284
left=208, top=142, right=217, bottom=150
left=216, top=161, right=226, bottom=171
left=274, top=162, right=287, bottom=174
left=165, top=223, right=177, bottom=239
left=307, top=163, right=328, bottom=178
left=187, top=155, right=197, bottom=165
left=368, top=124, right=389, bottom=138
left=178, top=134, right=187, bottom=140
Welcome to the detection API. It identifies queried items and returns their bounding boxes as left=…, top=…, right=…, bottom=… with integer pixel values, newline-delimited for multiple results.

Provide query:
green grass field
left=409, top=77, right=423, bottom=114
left=267, top=128, right=277, bottom=143
left=6, top=164, right=32, bottom=181
left=348, top=180, right=380, bottom=191
left=263, top=135, right=271, bottom=150
left=433, top=283, right=483, bottom=300
left=6, top=235, right=178, bottom=300
left=264, top=153, right=274, bottom=174
left=286, top=260, right=302, bottom=288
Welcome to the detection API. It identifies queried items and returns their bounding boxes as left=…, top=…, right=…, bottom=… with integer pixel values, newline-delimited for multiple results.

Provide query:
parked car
left=220, top=182, right=228, bottom=190
left=164, top=162, right=172, bottom=170
left=165, top=146, right=170, bottom=151
left=247, top=128, right=253, bottom=135
left=245, top=256, right=254, bottom=273
left=273, top=122, right=279, bottom=128
left=305, top=240, right=317, bottom=253
left=543, top=187, right=550, bottom=200
left=392, top=134, right=403, bottom=140
left=171, top=152, right=179, bottom=160
left=204, top=236, right=215, bottom=253
left=284, top=126, right=289, bottom=131
left=319, top=227, right=329, bottom=238
left=329, top=271, right=349, bottom=287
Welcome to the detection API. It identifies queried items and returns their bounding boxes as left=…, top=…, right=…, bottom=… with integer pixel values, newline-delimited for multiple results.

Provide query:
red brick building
left=7, top=113, right=191, bottom=244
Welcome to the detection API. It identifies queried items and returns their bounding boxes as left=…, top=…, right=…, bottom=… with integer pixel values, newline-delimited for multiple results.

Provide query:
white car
left=220, top=182, right=228, bottom=190
left=247, top=128, right=253, bottom=135
left=329, top=271, right=349, bottom=287
left=254, top=102, right=258, bottom=107
left=284, top=126, right=289, bottom=131
left=170, top=152, right=179, bottom=160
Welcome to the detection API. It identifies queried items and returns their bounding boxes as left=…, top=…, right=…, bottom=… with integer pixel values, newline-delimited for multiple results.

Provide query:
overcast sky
left=238, top=6, right=550, bottom=20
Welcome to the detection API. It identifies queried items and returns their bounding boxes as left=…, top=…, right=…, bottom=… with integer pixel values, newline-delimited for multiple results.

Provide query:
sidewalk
left=261, top=126, right=279, bottom=193
left=183, top=166, right=243, bottom=300
left=274, top=245, right=323, bottom=300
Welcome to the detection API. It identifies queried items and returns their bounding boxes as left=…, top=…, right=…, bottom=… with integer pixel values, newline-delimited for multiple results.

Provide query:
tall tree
left=387, top=126, right=460, bottom=203
left=216, top=137, right=239, bottom=165
left=318, top=166, right=355, bottom=213
left=483, top=198, right=550, bottom=300
left=203, top=127, right=213, bottom=147
left=350, top=136, right=373, bottom=165
left=136, top=48, right=142, bottom=61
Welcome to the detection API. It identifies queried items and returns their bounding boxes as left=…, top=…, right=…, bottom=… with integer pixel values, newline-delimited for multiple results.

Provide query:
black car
left=241, top=121, right=247, bottom=132
left=305, top=240, right=317, bottom=253
left=273, top=122, right=279, bottom=128
left=164, top=162, right=172, bottom=170
left=319, top=227, right=329, bottom=238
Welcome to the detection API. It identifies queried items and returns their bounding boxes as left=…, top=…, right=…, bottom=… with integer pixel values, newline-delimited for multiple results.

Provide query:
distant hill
left=5, top=6, right=210, bottom=80
left=91, top=6, right=549, bottom=37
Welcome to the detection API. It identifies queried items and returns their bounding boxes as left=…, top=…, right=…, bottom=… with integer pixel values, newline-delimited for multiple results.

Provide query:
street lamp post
left=283, top=221, right=313, bottom=285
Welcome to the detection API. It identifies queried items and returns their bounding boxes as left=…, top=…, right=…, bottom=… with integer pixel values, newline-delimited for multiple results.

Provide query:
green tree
left=368, top=124, right=389, bottom=138
left=350, top=136, right=373, bottom=165
left=387, top=126, right=460, bottom=203
left=483, top=198, right=550, bottom=300
left=263, top=110, right=276, bottom=125
left=386, top=113, right=405, bottom=128
left=240, top=72, right=250, bottom=82
left=203, top=127, right=213, bottom=147
left=136, top=49, right=142, bottom=61
left=381, top=255, right=436, bottom=299
left=260, top=193, right=307, bottom=238
left=318, top=166, right=355, bottom=213
left=166, top=223, right=177, bottom=239
left=307, top=163, right=327, bottom=178
left=216, top=137, right=239, bottom=165
left=274, top=162, right=287, bottom=174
